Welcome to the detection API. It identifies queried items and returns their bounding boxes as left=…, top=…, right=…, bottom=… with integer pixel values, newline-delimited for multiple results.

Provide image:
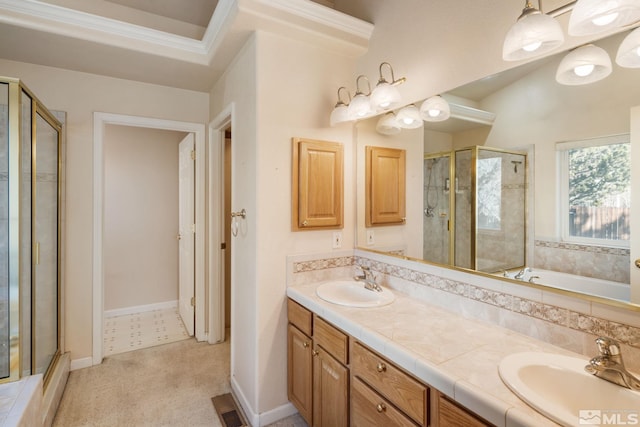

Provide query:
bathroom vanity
left=286, top=280, right=574, bottom=426
left=287, top=297, right=494, bottom=426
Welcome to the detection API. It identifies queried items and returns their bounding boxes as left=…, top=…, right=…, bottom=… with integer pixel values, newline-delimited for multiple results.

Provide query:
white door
left=179, top=134, right=195, bottom=336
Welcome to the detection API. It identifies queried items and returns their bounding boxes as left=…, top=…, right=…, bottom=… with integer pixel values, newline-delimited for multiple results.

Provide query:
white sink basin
left=499, top=352, right=640, bottom=427
left=315, top=280, right=395, bottom=308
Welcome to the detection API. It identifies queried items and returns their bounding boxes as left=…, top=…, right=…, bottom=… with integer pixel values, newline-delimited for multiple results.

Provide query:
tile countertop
left=286, top=281, right=582, bottom=427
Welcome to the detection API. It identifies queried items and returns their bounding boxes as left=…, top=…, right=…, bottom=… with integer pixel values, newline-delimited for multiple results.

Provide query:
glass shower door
left=32, top=111, right=59, bottom=376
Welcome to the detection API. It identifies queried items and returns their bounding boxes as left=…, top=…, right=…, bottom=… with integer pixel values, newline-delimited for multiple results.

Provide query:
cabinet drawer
left=314, top=316, right=348, bottom=364
left=438, top=394, right=491, bottom=427
left=287, top=299, right=312, bottom=336
left=351, top=377, right=418, bottom=427
left=352, top=342, right=427, bottom=425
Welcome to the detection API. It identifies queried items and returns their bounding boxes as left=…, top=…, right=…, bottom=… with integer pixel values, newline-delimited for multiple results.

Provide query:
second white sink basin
left=499, top=352, right=640, bottom=427
left=316, top=280, right=395, bottom=308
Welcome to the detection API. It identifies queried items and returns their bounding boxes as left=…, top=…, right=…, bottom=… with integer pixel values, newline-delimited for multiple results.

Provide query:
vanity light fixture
left=376, top=112, right=402, bottom=135
left=370, top=62, right=406, bottom=112
left=503, top=0, right=565, bottom=61
left=329, top=87, right=352, bottom=126
left=419, top=95, right=451, bottom=122
left=395, top=104, right=423, bottom=129
left=568, top=0, right=640, bottom=36
left=616, top=26, right=640, bottom=68
left=347, top=75, right=374, bottom=120
left=556, top=44, right=612, bottom=85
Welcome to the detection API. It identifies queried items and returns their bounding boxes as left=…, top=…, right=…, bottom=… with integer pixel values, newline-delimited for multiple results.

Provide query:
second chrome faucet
left=585, top=336, right=640, bottom=390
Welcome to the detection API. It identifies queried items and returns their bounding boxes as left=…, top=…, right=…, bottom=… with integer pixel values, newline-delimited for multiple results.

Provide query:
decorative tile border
left=292, top=256, right=354, bottom=273
left=535, top=239, right=630, bottom=256
left=290, top=253, right=640, bottom=348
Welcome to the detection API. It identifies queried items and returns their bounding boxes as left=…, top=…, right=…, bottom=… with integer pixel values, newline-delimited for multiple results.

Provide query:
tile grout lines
left=103, top=307, right=190, bottom=356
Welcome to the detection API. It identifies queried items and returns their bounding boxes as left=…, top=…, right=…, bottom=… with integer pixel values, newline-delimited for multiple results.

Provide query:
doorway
left=102, top=126, right=196, bottom=356
left=93, top=113, right=206, bottom=366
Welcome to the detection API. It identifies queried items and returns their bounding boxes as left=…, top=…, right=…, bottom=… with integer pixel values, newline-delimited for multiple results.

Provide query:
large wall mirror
left=356, top=26, right=640, bottom=307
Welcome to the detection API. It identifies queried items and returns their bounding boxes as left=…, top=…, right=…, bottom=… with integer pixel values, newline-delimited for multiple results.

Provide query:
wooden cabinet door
left=313, top=346, right=349, bottom=427
left=292, top=138, right=344, bottom=230
left=437, top=393, right=491, bottom=427
left=365, top=146, right=406, bottom=226
left=288, top=324, right=313, bottom=425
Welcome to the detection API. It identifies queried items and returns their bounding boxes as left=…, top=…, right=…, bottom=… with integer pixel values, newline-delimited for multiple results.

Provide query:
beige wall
left=209, top=34, right=259, bottom=412
left=104, top=125, right=185, bottom=311
left=0, top=58, right=209, bottom=360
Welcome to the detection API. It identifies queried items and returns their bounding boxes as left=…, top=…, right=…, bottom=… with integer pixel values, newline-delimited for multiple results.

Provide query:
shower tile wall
left=423, top=158, right=450, bottom=264
left=476, top=152, right=526, bottom=272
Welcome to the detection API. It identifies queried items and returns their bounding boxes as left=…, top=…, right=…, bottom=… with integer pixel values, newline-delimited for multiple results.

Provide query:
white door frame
left=207, top=103, right=234, bottom=345
left=93, top=112, right=206, bottom=365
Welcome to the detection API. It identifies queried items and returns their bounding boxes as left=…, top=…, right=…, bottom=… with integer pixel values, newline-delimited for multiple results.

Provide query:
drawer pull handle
left=376, top=362, right=387, bottom=373
left=312, top=350, right=319, bottom=357
left=303, top=342, right=309, bottom=348
left=376, top=403, right=386, bottom=413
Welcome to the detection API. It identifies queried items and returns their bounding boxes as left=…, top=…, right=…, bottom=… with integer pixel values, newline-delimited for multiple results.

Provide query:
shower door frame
left=2, top=77, right=62, bottom=385
left=423, top=146, right=527, bottom=273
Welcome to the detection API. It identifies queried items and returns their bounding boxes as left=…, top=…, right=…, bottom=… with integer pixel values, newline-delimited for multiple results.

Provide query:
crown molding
left=0, top=0, right=373, bottom=76
left=0, top=0, right=209, bottom=61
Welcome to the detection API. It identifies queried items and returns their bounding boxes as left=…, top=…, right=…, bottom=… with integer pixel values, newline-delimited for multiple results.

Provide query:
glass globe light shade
left=569, top=0, right=640, bottom=36
left=330, top=103, right=350, bottom=126
left=347, top=93, right=373, bottom=120
left=376, top=112, right=401, bottom=135
left=419, top=95, right=451, bottom=122
left=503, top=8, right=565, bottom=61
left=616, top=27, right=640, bottom=68
left=370, top=81, right=402, bottom=111
left=556, top=44, right=612, bottom=85
left=395, top=105, right=423, bottom=129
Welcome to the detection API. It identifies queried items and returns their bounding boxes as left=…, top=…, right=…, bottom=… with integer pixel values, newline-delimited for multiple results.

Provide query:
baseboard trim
left=69, top=356, right=93, bottom=371
left=259, top=402, right=298, bottom=426
left=104, top=300, right=178, bottom=318
left=231, top=377, right=258, bottom=427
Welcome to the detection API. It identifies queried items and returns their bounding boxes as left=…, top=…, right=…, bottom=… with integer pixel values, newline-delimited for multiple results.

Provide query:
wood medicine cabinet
left=292, top=138, right=344, bottom=231
left=365, top=146, right=406, bottom=226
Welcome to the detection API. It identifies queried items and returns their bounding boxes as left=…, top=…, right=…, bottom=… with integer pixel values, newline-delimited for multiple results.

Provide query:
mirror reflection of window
left=558, top=135, right=630, bottom=247
left=477, top=157, right=502, bottom=230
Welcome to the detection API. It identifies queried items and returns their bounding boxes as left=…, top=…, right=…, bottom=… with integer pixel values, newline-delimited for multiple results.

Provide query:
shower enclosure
left=1, top=77, right=62, bottom=386
left=424, top=146, right=526, bottom=273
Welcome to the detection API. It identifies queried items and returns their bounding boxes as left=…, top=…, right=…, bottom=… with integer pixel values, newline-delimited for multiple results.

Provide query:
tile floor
left=103, top=306, right=190, bottom=356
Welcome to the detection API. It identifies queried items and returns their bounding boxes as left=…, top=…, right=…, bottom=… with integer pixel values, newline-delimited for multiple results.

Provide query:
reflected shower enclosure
left=424, top=147, right=527, bottom=273
left=1, top=77, right=62, bottom=385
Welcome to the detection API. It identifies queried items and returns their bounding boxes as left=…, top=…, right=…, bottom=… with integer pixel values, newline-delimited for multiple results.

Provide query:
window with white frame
left=557, top=134, right=630, bottom=247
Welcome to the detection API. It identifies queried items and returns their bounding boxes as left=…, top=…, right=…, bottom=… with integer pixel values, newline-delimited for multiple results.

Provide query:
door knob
left=635, top=259, right=640, bottom=269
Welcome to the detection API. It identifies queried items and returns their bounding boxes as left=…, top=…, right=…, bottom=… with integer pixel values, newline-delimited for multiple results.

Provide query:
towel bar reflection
left=231, top=209, right=247, bottom=237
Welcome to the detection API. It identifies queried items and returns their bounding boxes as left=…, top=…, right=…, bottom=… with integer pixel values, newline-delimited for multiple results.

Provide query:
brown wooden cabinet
left=365, top=146, right=406, bottom=227
left=313, top=345, right=349, bottom=427
left=287, top=323, right=313, bottom=424
left=287, top=298, right=495, bottom=427
left=292, top=138, right=344, bottom=230
left=352, top=341, right=428, bottom=426
left=287, top=299, right=349, bottom=427
left=436, top=391, right=492, bottom=427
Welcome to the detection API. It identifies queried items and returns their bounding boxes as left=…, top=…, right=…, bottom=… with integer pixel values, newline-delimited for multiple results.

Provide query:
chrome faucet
left=585, top=337, right=640, bottom=390
left=354, top=265, right=382, bottom=292
left=514, top=267, right=531, bottom=280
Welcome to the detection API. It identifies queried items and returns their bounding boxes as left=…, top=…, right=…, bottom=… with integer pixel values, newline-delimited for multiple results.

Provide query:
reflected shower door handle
left=34, top=241, right=40, bottom=265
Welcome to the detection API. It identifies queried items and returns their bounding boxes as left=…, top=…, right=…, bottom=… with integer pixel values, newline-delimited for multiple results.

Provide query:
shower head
left=511, top=160, right=523, bottom=173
